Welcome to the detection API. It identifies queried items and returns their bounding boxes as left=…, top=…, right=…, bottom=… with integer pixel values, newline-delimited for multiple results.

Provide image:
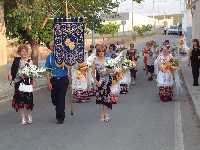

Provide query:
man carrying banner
left=45, top=41, right=69, bottom=124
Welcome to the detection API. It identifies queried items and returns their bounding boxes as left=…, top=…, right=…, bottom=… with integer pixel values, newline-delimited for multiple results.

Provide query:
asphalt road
left=0, top=35, right=200, bottom=150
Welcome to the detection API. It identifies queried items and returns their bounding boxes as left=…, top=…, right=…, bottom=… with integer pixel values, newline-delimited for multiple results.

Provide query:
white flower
left=17, top=65, right=46, bottom=78
left=105, top=59, right=115, bottom=68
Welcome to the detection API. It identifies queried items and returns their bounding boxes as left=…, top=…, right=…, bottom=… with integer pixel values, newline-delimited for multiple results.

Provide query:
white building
left=182, top=0, right=192, bottom=47
left=191, top=0, right=200, bottom=40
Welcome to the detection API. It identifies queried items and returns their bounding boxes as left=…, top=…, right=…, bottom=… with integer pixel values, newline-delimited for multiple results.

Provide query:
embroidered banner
left=54, top=17, right=85, bottom=66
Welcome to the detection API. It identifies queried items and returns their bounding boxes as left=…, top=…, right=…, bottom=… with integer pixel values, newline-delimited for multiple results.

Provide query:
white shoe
left=104, top=114, right=111, bottom=122
left=27, top=115, right=32, bottom=124
left=21, top=117, right=27, bottom=125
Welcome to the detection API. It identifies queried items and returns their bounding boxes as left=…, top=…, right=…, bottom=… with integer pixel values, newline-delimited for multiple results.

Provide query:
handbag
left=19, top=83, right=33, bottom=93
left=18, top=79, right=33, bottom=93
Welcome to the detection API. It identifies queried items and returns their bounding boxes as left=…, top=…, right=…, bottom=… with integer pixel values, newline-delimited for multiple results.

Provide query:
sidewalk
left=181, top=56, right=200, bottom=120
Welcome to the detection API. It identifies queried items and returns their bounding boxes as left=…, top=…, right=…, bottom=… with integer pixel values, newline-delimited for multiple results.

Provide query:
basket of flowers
left=122, top=58, right=136, bottom=70
left=160, top=58, right=179, bottom=72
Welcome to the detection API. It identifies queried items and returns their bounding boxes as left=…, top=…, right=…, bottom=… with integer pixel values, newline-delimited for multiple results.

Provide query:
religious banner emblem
left=54, top=17, right=85, bottom=66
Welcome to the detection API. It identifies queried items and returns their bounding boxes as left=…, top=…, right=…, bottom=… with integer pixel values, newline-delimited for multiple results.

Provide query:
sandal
left=104, top=116, right=111, bottom=122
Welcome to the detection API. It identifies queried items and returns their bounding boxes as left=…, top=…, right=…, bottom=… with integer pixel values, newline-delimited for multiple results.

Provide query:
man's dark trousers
left=51, top=77, right=69, bottom=121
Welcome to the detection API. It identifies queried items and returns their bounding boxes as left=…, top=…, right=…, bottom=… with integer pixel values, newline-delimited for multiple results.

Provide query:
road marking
left=175, top=100, right=185, bottom=150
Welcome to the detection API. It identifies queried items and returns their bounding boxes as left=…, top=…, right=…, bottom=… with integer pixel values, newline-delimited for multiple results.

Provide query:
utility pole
left=65, top=0, right=74, bottom=116
left=132, top=0, right=134, bottom=30
left=153, top=0, right=156, bottom=30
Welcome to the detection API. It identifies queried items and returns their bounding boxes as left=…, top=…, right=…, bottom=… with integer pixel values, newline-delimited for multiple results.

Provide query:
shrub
left=133, top=24, right=152, bottom=36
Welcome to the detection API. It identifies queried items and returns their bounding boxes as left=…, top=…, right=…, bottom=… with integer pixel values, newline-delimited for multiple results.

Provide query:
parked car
left=167, top=25, right=182, bottom=35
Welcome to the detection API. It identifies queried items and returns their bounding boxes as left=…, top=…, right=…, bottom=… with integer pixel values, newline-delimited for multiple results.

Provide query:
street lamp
left=153, top=0, right=156, bottom=30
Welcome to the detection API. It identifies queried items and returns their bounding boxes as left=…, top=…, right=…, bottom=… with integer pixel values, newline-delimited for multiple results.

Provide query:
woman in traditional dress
left=146, top=41, right=159, bottom=81
left=8, top=45, right=36, bottom=125
left=92, top=44, right=114, bottom=122
left=127, top=43, right=138, bottom=85
left=154, top=46, right=175, bottom=102
left=143, top=42, right=150, bottom=72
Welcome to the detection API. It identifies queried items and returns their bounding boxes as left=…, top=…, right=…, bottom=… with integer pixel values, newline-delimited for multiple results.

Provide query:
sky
left=117, top=0, right=184, bottom=16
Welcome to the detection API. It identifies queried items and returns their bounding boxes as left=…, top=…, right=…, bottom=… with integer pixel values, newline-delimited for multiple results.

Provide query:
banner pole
left=65, top=0, right=74, bottom=116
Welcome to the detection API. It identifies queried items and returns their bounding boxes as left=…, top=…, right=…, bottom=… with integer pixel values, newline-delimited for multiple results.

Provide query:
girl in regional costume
left=119, top=52, right=136, bottom=94
left=127, top=43, right=139, bottom=85
left=72, top=63, right=90, bottom=103
left=110, top=68, right=123, bottom=104
left=143, top=42, right=151, bottom=73
left=154, top=46, right=179, bottom=102
left=86, top=47, right=97, bottom=97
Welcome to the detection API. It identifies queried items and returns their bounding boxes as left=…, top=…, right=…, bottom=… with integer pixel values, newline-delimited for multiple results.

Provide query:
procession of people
left=7, top=37, right=191, bottom=125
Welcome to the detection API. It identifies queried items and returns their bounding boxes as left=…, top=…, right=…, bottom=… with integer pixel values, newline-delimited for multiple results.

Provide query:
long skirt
left=73, top=89, right=90, bottom=102
left=159, top=86, right=173, bottom=102
left=12, top=79, right=34, bottom=112
left=96, top=77, right=112, bottom=109
left=87, top=87, right=96, bottom=97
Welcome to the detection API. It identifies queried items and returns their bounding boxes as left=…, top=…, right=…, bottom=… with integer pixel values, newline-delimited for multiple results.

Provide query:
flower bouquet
left=76, top=63, right=88, bottom=80
left=104, top=59, right=115, bottom=69
left=17, top=65, right=46, bottom=78
left=169, top=58, right=179, bottom=67
left=110, top=68, right=123, bottom=103
left=112, top=68, right=124, bottom=84
left=169, top=58, right=179, bottom=71
left=17, top=65, right=46, bottom=93
left=160, top=58, right=179, bottom=72
left=122, top=58, right=136, bottom=70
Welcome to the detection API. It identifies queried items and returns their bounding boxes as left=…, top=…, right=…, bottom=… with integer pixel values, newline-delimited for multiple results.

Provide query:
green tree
left=97, top=22, right=120, bottom=40
left=4, top=0, right=143, bottom=64
left=4, top=0, right=119, bottom=64
left=96, top=24, right=109, bottom=41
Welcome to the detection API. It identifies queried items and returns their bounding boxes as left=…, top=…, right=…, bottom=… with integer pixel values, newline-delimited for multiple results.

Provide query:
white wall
left=192, top=0, right=200, bottom=40
left=182, top=0, right=192, bottom=47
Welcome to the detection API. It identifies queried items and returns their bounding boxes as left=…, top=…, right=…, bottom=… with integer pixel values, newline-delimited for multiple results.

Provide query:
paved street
left=0, top=35, right=200, bottom=150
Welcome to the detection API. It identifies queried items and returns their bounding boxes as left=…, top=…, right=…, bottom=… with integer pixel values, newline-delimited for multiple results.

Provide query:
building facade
left=192, top=0, right=200, bottom=39
left=182, top=0, right=192, bottom=48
